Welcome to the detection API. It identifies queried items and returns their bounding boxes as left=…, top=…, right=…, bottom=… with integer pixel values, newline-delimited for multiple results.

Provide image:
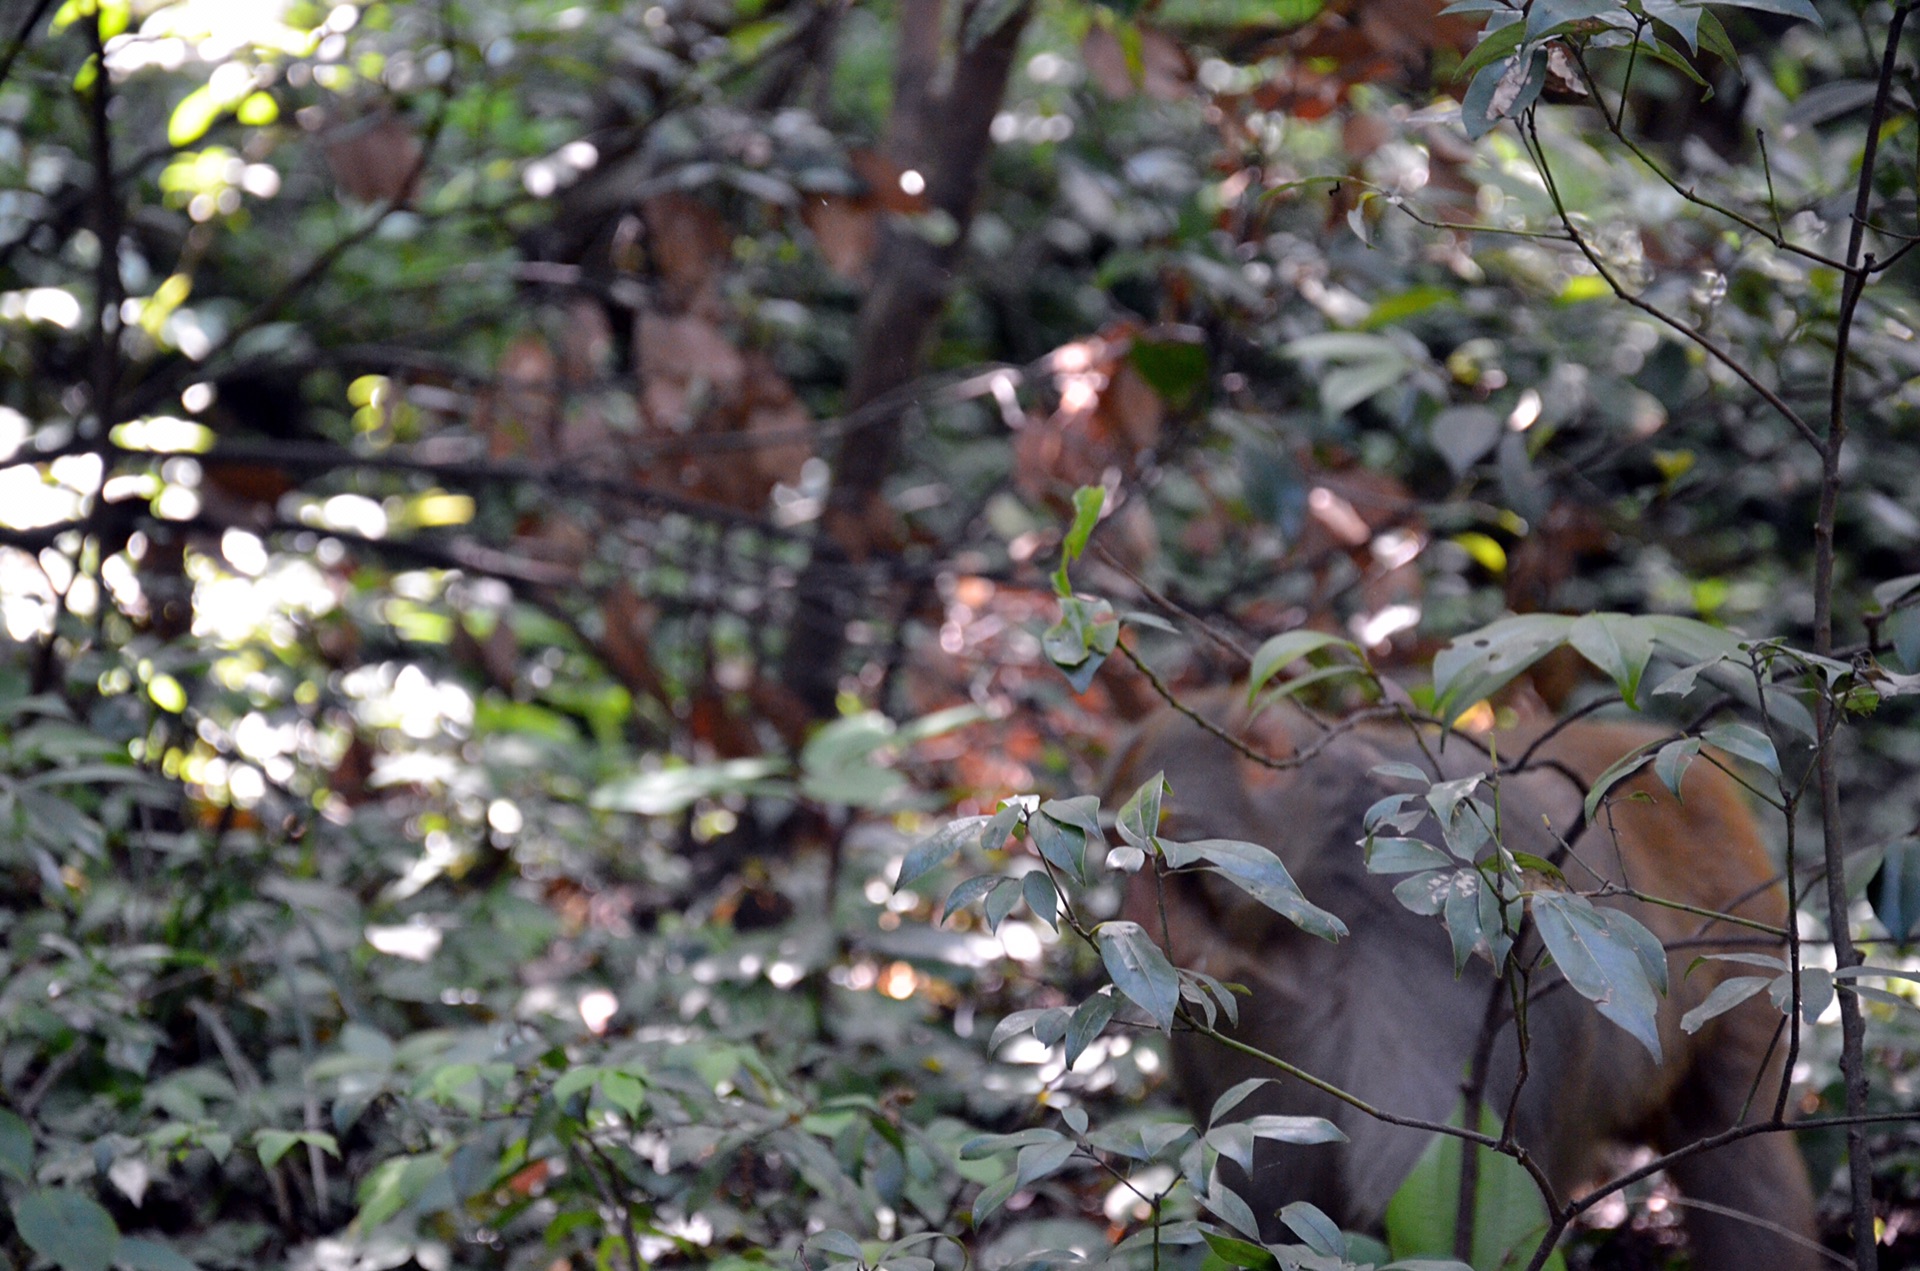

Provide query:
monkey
left=1107, top=696, right=1818, bottom=1270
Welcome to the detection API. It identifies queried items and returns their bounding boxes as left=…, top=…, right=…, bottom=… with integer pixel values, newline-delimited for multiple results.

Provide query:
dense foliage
left=4, top=0, right=1920, bottom=1269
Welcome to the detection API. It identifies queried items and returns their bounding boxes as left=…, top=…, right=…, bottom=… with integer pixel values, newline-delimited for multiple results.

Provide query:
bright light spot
left=220, top=529, right=269, bottom=576
left=522, top=161, right=558, bottom=198
left=560, top=140, right=598, bottom=171
left=312, top=493, right=387, bottom=538
left=1050, top=340, right=1095, bottom=374
left=240, top=164, right=281, bottom=198
left=1507, top=388, right=1543, bottom=432
left=1134, top=1047, right=1160, bottom=1074
left=0, top=548, right=55, bottom=639
left=325, top=3, right=360, bottom=33
left=207, top=59, right=253, bottom=101
left=767, top=960, right=804, bottom=989
left=898, top=168, right=926, bottom=196
left=182, top=383, right=214, bottom=413
left=999, top=921, right=1042, bottom=962
left=1371, top=529, right=1424, bottom=572
left=0, top=407, right=27, bottom=461
left=487, top=799, right=523, bottom=834
left=1105, top=1165, right=1175, bottom=1223
left=1308, top=486, right=1370, bottom=546
left=0, top=288, right=83, bottom=328
left=1028, top=52, right=1067, bottom=83
left=154, top=485, right=202, bottom=521
left=990, top=113, right=1018, bottom=144
left=366, top=922, right=443, bottom=961
left=0, top=466, right=78, bottom=530
left=112, top=415, right=215, bottom=453
left=878, top=961, right=918, bottom=1000
left=227, top=763, right=265, bottom=805
left=579, top=988, right=619, bottom=1034
left=1354, top=603, right=1421, bottom=649
left=195, top=557, right=337, bottom=647
left=49, top=454, right=102, bottom=497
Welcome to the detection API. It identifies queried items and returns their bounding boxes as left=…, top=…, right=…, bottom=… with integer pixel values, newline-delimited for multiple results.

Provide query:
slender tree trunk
left=1817, top=11, right=1910, bottom=1269
left=779, top=0, right=1033, bottom=717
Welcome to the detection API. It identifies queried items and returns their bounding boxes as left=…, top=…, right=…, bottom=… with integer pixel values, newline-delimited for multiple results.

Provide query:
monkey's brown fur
left=1109, top=698, right=1817, bottom=1269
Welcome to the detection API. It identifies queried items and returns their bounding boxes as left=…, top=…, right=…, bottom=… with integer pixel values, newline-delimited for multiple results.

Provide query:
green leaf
left=896, top=816, right=990, bottom=889
left=1029, top=811, right=1088, bottom=880
left=1042, top=596, right=1119, bottom=692
left=1710, top=0, right=1819, bottom=23
left=1601, top=907, right=1669, bottom=996
left=1430, top=405, right=1502, bottom=476
left=354, top=1153, right=448, bottom=1229
left=1533, top=891, right=1664, bottom=1061
left=1201, top=1231, right=1280, bottom=1271
left=1280, top=1201, right=1346, bottom=1257
left=1462, top=48, right=1551, bottom=140
left=984, top=877, right=1024, bottom=932
left=1432, top=615, right=1573, bottom=724
left=600, top=1070, right=645, bottom=1117
left=1116, top=772, right=1166, bottom=849
left=1022, top=871, right=1059, bottom=929
left=1096, top=921, right=1181, bottom=1031
left=1013, top=1139, right=1077, bottom=1189
left=1872, top=572, right=1920, bottom=610
left=1526, top=0, right=1617, bottom=37
left=1246, top=1116, right=1348, bottom=1146
left=1065, top=991, right=1119, bottom=1067
left=1869, top=838, right=1920, bottom=941
left=1385, top=1103, right=1561, bottom=1269
left=1455, top=19, right=1528, bottom=82
left=1582, top=738, right=1659, bottom=822
left=960, top=1127, right=1064, bottom=1160
left=1890, top=606, right=1920, bottom=674
left=806, top=1231, right=866, bottom=1264
left=1694, top=7, right=1739, bottom=63
left=253, top=1129, right=338, bottom=1169
left=0, top=1110, right=33, bottom=1184
left=1247, top=630, right=1360, bottom=698
left=1039, top=795, right=1104, bottom=844
left=1701, top=722, right=1780, bottom=779
left=940, top=874, right=1002, bottom=924
left=971, top=1174, right=1018, bottom=1225
left=13, top=1190, right=119, bottom=1271
left=1159, top=837, right=1348, bottom=941
left=114, top=1238, right=199, bottom=1271
left=1129, top=339, right=1209, bottom=409
left=1209, top=1077, right=1273, bottom=1125
left=1204, top=1174, right=1263, bottom=1239
left=1568, top=613, right=1654, bottom=707
left=1365, top=836, right=1453, bottom=875
left=1679, top=975, right=1772, bottom=1033
left=590, top=756, right=787, bottom=814
left=1653, top=738, right=1700, bottom=799
left=1640, top=0, right=1702, bottom=50
left=1059, top=486, right=1105, bottom=581
left=167, top=86, right=222, bottom=147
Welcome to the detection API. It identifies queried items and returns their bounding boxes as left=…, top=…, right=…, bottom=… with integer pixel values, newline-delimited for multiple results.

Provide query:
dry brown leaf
left=801, top=194, right=880, bottom=280
left=322, top=112, right=422, bottom=205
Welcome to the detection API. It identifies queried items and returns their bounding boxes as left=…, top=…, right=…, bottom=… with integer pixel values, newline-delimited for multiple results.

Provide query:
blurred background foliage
left=2, top=0, right=1920, bottom=1267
